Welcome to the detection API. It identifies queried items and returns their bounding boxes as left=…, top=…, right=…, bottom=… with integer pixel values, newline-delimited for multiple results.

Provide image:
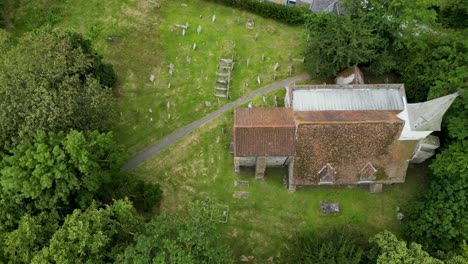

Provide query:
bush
left=282, top=226, right=364, bottom=263
left=203, top=0, right=310, bottom=25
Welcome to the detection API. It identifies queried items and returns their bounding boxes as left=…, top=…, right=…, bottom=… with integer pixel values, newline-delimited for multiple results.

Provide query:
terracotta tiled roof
left=234, top=108, right=295, bottom=127
left=234, top=108, right=295, bottom=157
left=295, top=110, right=402, bottom=124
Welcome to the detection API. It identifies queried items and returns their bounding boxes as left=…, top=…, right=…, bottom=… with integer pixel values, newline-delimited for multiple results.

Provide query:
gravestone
left=149, top=74, right=155, bottom=82
left=288, top=64, right=293, bottom=76
left=166, top=101, right=170, bottom=109
left=169, top=63, right=174, bottom=75
left=235, top=180, right=250, bottom=188
left=257, top=75, right=261, bottom=85
left=205, top=101, right=211, bottom=107
left=254, top=33, right=258, bottom=41
left=319, top=202, right=340, bottom=215
left=248, top=102, right=253, bottom=108
left=212, top=15, right=216, bottom=23
left=246, top=58, right=250, bottom=67
left=246, top=19, right=254, bottom=29
left=167, top=82, right=171, bottom=88
left=186, top=56, right=191, bottom=63
left=261, top=54, right=265, bottom=61
left=197, top=25, right=202, bottom=35
left=233, top=192, right=249, bottom=198
left=182, top=28, right=186, bottom=36
left=148, top=108, right=152, bottom=113
left=274, top=62, right=279, bottom=71
left=192, top=43, right=197, bottom=50
left=262, top=96, right=266, bottom=103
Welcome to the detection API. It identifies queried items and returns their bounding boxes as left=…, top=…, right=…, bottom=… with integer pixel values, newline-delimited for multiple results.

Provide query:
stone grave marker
left=197, top=25, right=202, bottom=35
left=319, top=202, right=340, bottom=215
left=274, top=62, right=279, bottom=71
left=246, top=19, right=254, bottom=29
left=212, top=15, right=216, bottom=23
left=257, top=75, right=261, bottom=85
left=233, top=192, right=249, bottom=198
left=234, top=180, right=250, bottom=188
left=169, top=63, right=174, bottom=75
left=246, top=58, right=250, bottom=67
left=192, top=43, right=197, bottom=50
left=149, top=74, right=155, bottom=82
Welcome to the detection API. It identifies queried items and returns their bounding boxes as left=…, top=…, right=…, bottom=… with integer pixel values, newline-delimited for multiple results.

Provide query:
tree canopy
left=0, top=27, right=116, bottom=145
left=118, top=200, right=233, bottom=263
left=0, top=130, right=123, bottom=210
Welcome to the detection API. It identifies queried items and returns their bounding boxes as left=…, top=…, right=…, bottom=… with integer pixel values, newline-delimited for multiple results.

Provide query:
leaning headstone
left=197, top=25, right=202, bottom=35
left=248, top=102, right=253, bottom=108
left=150, top=117, right=153, bottom=122
left=212, top=15, right=216, bottom=23
left=261, top=54, right=265, bottom=61
left=257, top=75, right=261, bottom=85
left=167, top=82, right=171, bottom=89
left=148, top=108, right=152, bottom=113
left=168, top=113, right=171, bottom=119
left=205, top=101, right=212, bottom=107
left=246, top=58, right=251, bottom=67
left=262, top=96, right=266, bottom=103
left=186, top=56, right=191, bottom=63
left=149, top=74, right=155, bottom=82
left=182, top=28, right=186, bottom=36
left=166, top=101, right=170, bottom=109
left=192, top=43, right=197, bottom=50
left=274, top=62, right=279, bottom=71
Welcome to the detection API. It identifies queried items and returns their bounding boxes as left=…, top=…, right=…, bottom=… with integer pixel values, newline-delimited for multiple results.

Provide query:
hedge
left=202, top=0, right=310, bottom=25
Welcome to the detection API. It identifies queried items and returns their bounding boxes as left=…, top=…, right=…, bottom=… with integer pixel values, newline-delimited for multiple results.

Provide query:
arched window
left=318, top=163, right=336, bottom=184
left=359, top=162, right=377, bottom=182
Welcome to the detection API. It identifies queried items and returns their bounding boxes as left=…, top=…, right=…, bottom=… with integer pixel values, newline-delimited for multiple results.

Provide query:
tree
left=368, top=231, right=446, bottom=263
left=440, top=0, right=468, bottom=28
left=282, top=226, right=364, bottom=264
left=118, top=200, right=233, bottom=263
left=0, top=27, right=116, bottom=145
left=0, top=130, right=124, bottom=210
left=33, top=199, right=143, bottom=264
left=303, top=13, right=380, bottom=79
left=406, top=140, right=468, bottom=254
left=3, top=211, right=59, bottom=263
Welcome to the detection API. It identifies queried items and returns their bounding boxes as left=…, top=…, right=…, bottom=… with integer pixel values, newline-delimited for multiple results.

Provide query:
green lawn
left=133, top=95, right=429, bottom=261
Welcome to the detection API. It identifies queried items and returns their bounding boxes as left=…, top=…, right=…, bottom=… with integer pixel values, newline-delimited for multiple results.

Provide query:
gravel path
left=122, top=74, right=310, bottom=170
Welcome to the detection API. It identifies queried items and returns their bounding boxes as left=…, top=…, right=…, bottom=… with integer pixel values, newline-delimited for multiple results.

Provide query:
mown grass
left=134, top=91, right=429, bottom=262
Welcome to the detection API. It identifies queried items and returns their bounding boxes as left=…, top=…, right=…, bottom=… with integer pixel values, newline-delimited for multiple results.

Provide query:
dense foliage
left=367, top=231, right=465, bottom=263
left=203, top=0, right=309, bottom=25
left=0, top=28, right=116, bottom=145
left=303, top=13, right=379, bottom=79
left=283, top=226, right=364, bottom=263
left=0, top=130, right=122, bottom=210
left=119, top=200, right=233, bottom=263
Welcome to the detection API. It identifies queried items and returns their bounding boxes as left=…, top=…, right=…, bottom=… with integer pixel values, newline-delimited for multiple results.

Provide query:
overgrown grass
left=134, top=92, right=429, bottom=262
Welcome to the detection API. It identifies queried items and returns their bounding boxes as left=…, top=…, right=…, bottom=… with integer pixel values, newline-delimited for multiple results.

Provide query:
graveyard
left=9, top=0, right=431, bottom=261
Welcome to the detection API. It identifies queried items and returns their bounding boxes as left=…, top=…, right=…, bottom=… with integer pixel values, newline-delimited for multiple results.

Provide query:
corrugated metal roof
left=292, top=88, right=404, bottom=111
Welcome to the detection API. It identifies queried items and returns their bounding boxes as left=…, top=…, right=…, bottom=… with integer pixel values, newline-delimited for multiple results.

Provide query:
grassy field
left=133, top=90, right=429, bottom=262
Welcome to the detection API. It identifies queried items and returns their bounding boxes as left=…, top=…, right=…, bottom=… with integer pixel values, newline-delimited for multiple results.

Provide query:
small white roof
left=292, top=86, right=405, bottom=111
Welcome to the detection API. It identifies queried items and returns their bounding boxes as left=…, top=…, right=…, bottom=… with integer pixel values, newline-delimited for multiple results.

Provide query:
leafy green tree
left=118, top=200, right=233, bottom=263
left=440, top=0, right=468, bottom=28
left=0, top=28, right=116, bottom=145
left=368, top=231, right=445, bottom=263
left=0, top=130, right=124, bottom=210
left=282, top=226, right=364, bottom=264
left=3, top=211, right=59, bottom=263
left=33, top=199, right=143, bottom=264
left=303, top=13, right=379, bottom=79
left=406, top=140, right=468, bottom=254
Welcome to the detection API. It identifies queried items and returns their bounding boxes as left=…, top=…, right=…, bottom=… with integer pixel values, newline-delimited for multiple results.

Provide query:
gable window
left=318, top=163, right=336, bottom=184
left=359, top=162, right=377, bottom=183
